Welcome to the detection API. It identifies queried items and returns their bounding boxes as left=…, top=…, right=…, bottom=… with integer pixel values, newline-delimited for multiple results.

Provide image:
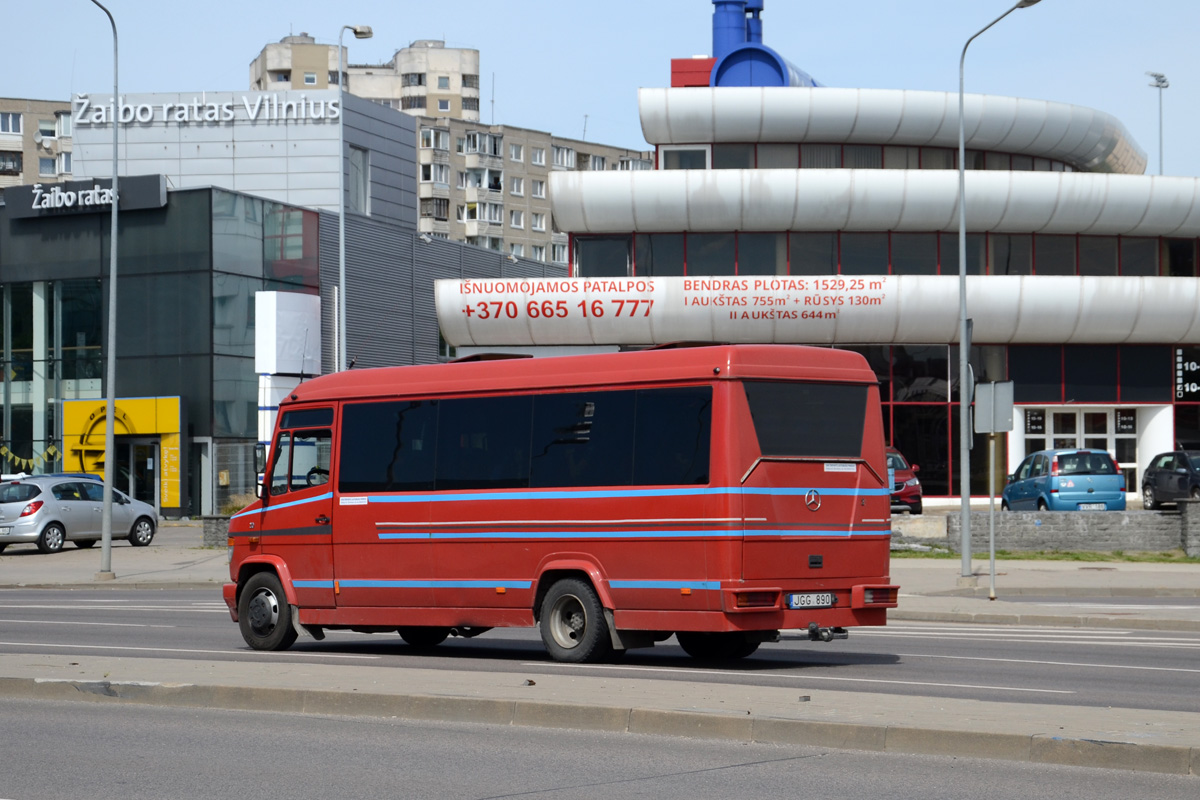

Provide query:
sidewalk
left=1, top=521, right=1197, bottom=775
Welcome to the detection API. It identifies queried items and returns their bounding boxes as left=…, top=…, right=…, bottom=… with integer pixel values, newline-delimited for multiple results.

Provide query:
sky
left=5, top=0, right=1198, bottom=175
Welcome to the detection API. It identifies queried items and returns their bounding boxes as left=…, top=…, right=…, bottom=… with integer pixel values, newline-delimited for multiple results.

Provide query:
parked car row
left=0, top=475, right=157, bottom=554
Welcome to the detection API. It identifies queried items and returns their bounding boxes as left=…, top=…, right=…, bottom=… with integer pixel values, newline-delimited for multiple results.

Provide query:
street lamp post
left=958, top=0, right=1042, bottom=579
left=89, top=0, right=119, bottom=579
left=337, top=24, right=373, bottom=372
left=1146, top=72, right=1168, bottom=176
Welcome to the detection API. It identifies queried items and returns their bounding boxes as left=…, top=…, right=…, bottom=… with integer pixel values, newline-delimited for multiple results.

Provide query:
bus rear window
left=743, top=381, right=868, bottom=457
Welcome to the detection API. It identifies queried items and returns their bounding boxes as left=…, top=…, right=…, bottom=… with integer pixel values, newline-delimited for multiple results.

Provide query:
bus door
left=739, top=381, right=885, bottom=581
left=256, top=410, right=335, bottom=608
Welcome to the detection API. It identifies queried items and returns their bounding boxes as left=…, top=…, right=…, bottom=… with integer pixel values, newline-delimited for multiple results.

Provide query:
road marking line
left=523, top=663, right=1074, bottom=694
left=898, top=652, right=1200, bottom=674
left=0, top=641, right=380, bottom=660
left=0, top=618, right=173, bottom=629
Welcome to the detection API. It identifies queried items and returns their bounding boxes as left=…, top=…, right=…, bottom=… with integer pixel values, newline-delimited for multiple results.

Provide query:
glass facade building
left=0, top=186, right=319, bottom=515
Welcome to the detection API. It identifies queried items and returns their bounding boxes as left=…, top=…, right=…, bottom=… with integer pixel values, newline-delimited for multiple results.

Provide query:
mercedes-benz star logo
left=805, top=489, right=821, bottom=511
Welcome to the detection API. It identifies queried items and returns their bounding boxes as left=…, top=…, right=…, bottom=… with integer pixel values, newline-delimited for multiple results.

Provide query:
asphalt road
left=3, top=697, right=1197, bottom=800
left=1, top=587, right=1197, bottom=714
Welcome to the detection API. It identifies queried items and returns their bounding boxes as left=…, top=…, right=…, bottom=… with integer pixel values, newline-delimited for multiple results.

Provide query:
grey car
left=0, top=475, right=157, bottom=554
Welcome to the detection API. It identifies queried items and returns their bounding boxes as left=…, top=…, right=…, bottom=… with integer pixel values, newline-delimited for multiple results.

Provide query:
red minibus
left=223, top=344, right=898, bottom=663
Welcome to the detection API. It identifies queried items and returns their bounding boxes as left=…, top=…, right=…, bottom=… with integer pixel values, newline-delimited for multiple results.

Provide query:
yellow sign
left=62, top=397, right=183, bottom=510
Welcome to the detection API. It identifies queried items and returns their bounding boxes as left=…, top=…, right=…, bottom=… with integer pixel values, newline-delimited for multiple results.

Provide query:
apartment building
left=249, top=36, right=480, bottom=121
left=415, top=118, right=651, bottom=264
left=0, top=98, right=73, bottom=190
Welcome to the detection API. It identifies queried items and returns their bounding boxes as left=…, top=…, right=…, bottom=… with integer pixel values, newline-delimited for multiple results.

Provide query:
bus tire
left=539, top=578, right=612, bottom=663
left=398, top=626, right=451, bottom=648
left=676, top=631, right=760, bottom=661
left=238, top=572, right=298, bottom=651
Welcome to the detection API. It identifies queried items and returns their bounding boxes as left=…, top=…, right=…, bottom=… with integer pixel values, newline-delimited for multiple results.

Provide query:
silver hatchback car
left=0, top=475, right=157, bottom=554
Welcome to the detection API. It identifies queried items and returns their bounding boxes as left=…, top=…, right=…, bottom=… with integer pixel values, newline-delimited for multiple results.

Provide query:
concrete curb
left=1, top=677, right=1194, bottom=776
left=890, top=610, right=1200, bottom=632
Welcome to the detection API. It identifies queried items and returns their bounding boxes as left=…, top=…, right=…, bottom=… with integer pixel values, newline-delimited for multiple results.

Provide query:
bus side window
left=269, top=428, right=332, bottom=494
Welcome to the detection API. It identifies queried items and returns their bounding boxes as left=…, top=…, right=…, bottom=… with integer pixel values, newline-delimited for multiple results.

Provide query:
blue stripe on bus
left=335, top=579, right=533, bottom=589
left=377, top=528, right=885, bottom=541
left=366, top=486, right=888, bottom=503
left=231, top=492, right=333, bottom=519
left=609, top=579, right=721, bottom=591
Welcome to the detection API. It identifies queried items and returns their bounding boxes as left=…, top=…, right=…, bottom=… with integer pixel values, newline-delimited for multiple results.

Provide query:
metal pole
left=90, top=0, right=119, bottom=579
left=337, top=27, right=347, bottom=373
left=988, top=432, right=997, bottom=600
left=1158, top=83, right=1164, bottom=176
left=958, top=0, right=1039, bottom=579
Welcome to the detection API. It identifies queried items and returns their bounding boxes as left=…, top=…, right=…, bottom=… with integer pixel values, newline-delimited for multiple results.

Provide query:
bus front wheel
left=238, top=572, right=298, bottom=651
left=539, top=578, right=612, bottom=663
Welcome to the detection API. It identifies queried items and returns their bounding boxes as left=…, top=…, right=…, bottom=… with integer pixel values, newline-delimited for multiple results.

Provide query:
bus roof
left=287, top=344, right=876, bottom=405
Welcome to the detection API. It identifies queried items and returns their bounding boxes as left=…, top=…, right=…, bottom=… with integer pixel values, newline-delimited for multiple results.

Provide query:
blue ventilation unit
left=709, top=0, right=820, bottom=88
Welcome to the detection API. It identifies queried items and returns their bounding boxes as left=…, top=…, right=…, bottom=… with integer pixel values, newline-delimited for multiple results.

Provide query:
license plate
left=0, top=526, right=9, bottom=534
left=787, top=592, right=835, bottom=609
left=1078, top=503, right=1106, bottom=511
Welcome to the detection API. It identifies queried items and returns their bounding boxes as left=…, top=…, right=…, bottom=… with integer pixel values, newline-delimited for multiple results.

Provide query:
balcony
left=464, top=186, right=502, bottom=204
left=464, top=152, right=503, bottom=171
left=417, top=218, right=450, bottom=236
left=418, top=182, right=450, bottom=200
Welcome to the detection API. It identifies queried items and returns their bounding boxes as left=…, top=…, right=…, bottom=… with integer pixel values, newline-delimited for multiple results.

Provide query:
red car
left=887, top=447, right=922, bottom=515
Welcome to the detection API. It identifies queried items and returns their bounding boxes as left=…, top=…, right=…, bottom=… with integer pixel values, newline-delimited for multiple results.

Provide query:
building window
left=275, top=72, right=290, bottom=82
left=531, top=147, right=546, bottom=166
left=532, top=245, right=546, bottom=262
left=712, top=144, right=753, bottom=169
left=463, top=74, right=480, bottom=89
left=510, top=177, right=523, bottom=196
left=531, top=212, right=545, bottom=232
left=401, top=97, right=427, bottom=111
left=462, top=98, right=480, bottom=112
left=510, top=244, right=524, bottom=258
left=531, top=179, right=546, bottom=199
left=0, top=112, right=21, bottom=133
left=552, top=243, right=568, bottom=264
left=552, top=146, right=575, bottom=168
left=420, top=128, right=449, bottom=149
left=437, top=75, right=450, bottom=89
left=37, top=119, right=56, bottom=140
left=56, top=112, right=72, bottom=138
left=39, top=157, right=55, bottom=176
left=402, top=73, right=426, bottom=87
left=58, top=152, right=71, bottom=174
left=420, top=198, right=450, bottom=221
left=304, top=72, right=317, bottom=86
left=590, top=155, right=607, bottom=171
left=510, top=210, right=524, bottom=229
left=421, top=163, right=449, bottom=184
left=800, top=144, right=840, bottom=168
left=660, top=146, right=708, bottom=170
left=348, top=146, right=370, bottom=215
left=619, top=157, right=654, bottom=171
left=438, top=99, right=451, bottom=113
left=0, top=150, right=21, bottom=175
left=510, top=143, right=523, bottom=162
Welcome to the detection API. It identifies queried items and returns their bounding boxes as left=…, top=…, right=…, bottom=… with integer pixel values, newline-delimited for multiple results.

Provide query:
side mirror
left=254, top=443, right=267, bottom=475
left=1005, top=474, right=1015, bottom=484
left=911, top=464, right=920, bottom=473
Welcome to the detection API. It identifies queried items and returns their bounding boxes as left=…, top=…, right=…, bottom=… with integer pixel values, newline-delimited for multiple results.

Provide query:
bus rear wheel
left=238, top=572, right=298, bottom=651
left=398, top=626, right=451, bottom=648
left=676, top=631, right=760, bottom=661
left=539, top=578, right=612, bottom=663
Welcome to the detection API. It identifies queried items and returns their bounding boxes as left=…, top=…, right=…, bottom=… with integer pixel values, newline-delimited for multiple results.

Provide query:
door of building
left=116, top=438, right=160, bottom=515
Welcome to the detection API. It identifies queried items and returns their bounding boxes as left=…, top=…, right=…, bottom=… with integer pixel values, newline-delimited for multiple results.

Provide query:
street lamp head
left=1015, top=0, right=1042, bottom=7
left=1147, top=71, right=1169, bottom=89
left=351, top=25, right=373, bottom=39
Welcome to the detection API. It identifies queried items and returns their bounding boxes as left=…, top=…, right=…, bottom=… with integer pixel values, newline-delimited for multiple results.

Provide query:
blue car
left=1001, top=448, right=1126, bottom=511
